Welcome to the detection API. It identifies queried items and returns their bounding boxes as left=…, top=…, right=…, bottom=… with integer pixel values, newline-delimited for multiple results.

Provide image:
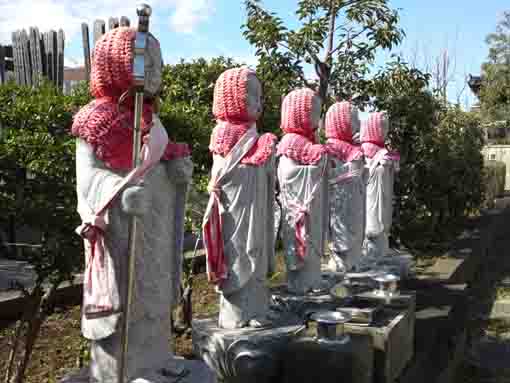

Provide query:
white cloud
left=169, top=0, right=214, bottom=34
left=0, top=0, right=214, bottom=44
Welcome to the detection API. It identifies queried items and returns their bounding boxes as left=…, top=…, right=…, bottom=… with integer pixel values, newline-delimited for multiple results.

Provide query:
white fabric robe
left=328, top=157, right=366, bottom=271
left=278, top=155, right=328, bottom=294
left=75, top=137, right=192, bottom=382
left=210, top=151, right=276, bottom=329
left=363, top=155, right=397, bottom=260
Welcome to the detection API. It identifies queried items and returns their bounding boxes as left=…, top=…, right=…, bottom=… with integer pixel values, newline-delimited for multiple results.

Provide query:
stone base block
left=60, top=357, right=216, bottom=383
left=192, top=314, right=302, bottom=383
left=343, top=293, right=416, bottom=383
left=281, top=334, right=373, bottom=383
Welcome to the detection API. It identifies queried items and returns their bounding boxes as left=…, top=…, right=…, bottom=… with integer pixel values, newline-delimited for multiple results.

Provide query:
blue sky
left=0, top=0, right=506, bottom=108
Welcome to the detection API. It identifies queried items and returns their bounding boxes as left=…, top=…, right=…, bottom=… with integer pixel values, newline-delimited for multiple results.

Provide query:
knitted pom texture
left=90, top=27, right=135, bottom=99
left=210, top=67, right=275, bottom=166
left=72, top=28, right=190, bottom=170
left=277, top=133, right=325, bottom=165
left=277, top=88, right=324, bottom=165
left=325, top=101, right=356, bottom=140
left=213, top=67, right=254, bottom=124
left=325, top=102, right=363, bottom=163
left=361, top=112, right=388, bottom=159
left=280, top=88, right=316, bottom=140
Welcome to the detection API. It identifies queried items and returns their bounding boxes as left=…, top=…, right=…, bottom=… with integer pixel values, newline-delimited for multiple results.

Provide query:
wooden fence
left=0, top=28, right=66, bottom=89
left=81, top=16, right=131, bottom=81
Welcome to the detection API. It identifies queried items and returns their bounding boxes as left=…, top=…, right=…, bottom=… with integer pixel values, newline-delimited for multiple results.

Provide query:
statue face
left=246, top=73, right=263, bottom=121
left=351, top=107, right=360, bottom=135
left=144, top=34, right=163, bottom=97
left=311, top=95, right=322, bottom=131
left=381, top=114, right=389, bottom=139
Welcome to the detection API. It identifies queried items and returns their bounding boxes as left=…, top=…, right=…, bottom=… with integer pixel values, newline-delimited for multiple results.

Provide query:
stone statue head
left=246, top=72, right=263, bottom=120
left=360, top=111, right=388, bottom=145
left=325, top=101, right=360, bottom=142
left=90, top=27, right=163, bottom=100
left=144, top=34, right=163, bottom=98
left=281, top=88, right=322, bottom=141
left=213, top=67, right=262, bottom=124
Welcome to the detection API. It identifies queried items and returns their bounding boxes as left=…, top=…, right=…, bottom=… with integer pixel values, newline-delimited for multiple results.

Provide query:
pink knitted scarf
left=325, top=102, right=363, bottom=163
left=209, top=67, right=276, bottom=166
left=277, top=88, right=325, bottom=165
left=71, top=27, right=190, bottom=171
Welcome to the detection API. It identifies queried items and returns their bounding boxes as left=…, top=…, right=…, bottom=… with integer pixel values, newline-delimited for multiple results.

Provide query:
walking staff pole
left=118, top=4, right=152, bottom=383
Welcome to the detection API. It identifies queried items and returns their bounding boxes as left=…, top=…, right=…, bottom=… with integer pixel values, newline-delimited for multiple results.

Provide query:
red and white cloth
left=75, top=120, right=169, bottom=317
left=278, top=88, right=327, bottom=262
left=202, top=127, right=260, bottom=284
left=204, top=67, right=276, bottom=284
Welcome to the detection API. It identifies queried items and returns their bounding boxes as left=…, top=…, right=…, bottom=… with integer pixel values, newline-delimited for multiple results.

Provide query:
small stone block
left=343, top=293, right=416, bottom=383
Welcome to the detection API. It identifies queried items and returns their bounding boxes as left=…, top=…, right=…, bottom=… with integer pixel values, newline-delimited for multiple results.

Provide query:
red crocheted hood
left=325, top=102, right=363, bottom=163
left=209, top=67, right=276, bottom=166
left=71, top=27, right=190, bottom=170
left=277, top=88, right=325, bottom=165
left=361, top=112, right=387, bottom=159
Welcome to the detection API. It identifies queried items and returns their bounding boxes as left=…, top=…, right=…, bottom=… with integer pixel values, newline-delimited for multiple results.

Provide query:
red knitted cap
left=280, top=88, right=317, bottom=139
left=360, top=112, right=387, bottom=145
left=90, top=27, right=136, bottom=99
left=325, top=101, right=358, bottom=141
left=213, top=67, right=256, bottom=124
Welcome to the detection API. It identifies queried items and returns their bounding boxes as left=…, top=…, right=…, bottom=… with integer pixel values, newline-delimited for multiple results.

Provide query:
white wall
left=483, top=145, right=510, bottom=190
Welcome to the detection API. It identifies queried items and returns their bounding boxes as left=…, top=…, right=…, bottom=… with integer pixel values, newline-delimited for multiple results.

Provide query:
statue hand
left=167, top=156, right=194, bottom=183
left=121, top=185, right=148, bottom=217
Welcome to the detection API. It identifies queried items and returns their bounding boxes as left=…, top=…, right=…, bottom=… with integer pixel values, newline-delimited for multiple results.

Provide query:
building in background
left=63, top=66, right=86, bottom=95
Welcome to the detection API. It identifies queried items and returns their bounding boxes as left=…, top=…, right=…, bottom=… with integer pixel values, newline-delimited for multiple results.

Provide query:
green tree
left=480, top=11, right=510, bottom=122
left=0, top=81, right=85, bottom=383
left=243, top=0, right=404, bottom=107
left=368, top=58, right=484, bottom=244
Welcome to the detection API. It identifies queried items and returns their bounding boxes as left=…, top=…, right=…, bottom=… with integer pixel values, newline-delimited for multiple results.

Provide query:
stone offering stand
left=192, top=254, right=416, bottom=383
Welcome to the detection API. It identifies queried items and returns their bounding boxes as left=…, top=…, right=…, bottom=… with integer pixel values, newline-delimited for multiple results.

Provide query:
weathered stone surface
left=343, top=293, right=416, bottom=383
left=282, top=332, right=373, bottom=383
left=60, top=358, right=216, bottom=383
left=490, top=299, right=510, bottom=319
left=192, top=314, right=302, bottom=383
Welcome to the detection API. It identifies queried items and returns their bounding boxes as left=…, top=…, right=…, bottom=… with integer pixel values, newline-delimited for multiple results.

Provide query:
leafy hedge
left=369, top=59, right=484, bottom=244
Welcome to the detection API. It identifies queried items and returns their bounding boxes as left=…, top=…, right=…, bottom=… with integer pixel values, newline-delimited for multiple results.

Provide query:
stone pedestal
left=282, top=334, right=373, bottom=383
left=344, top=293, right=416, bottom=383
left=192, top=314, right=302, bottom=383
left=60, top=357, right=216, bottom=383
left=192, top=284, right=415, bottom=383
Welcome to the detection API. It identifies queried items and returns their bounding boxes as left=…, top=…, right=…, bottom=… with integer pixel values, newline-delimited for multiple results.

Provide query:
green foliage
left=243, top=0, right=404, bottom=103
left=484, top=160, right=506, bottom=208
left=368, top=59, right=484, bottom=243
left=159, top=57, right=239, bottom=176
left=480, top=11, right=510, bottom=122
left=0, top=81, right=82, bottom=284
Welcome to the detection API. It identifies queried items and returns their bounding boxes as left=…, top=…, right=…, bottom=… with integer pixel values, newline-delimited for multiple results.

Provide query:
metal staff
left=118, top=4, right=151, bottom=383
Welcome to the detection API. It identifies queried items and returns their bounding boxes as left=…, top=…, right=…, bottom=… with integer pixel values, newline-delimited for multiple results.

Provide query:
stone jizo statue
left=202, top=67, right=277, bottom=329
left=325, top=102, right=365, bottom=273
left=277, top=88, right=328, bottom=295
left=72, top=25, right=193, bottom=382
left=360, top=112, right=400, bottom=264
